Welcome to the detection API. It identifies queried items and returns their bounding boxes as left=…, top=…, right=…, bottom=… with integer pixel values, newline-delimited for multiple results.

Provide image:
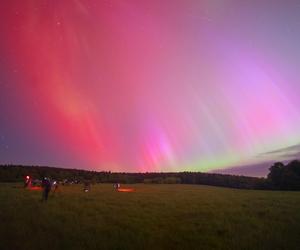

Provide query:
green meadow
left=0, top=183, right=300, bottom=250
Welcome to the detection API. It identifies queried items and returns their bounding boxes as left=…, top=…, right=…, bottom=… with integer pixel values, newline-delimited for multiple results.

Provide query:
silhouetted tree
left=268, top=162, right=285, bottom=189
left=283, top=160, right=300, bottom=190
left=267, top=160, right=300, bottom=190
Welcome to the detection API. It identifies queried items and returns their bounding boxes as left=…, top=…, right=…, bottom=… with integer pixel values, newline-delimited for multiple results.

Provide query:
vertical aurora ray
left=1, top=0, right=300, bottom=175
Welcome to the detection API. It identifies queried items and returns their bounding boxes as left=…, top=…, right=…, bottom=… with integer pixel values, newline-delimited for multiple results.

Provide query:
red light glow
left=117, top=188, right=135, bottom=192
left=28, top=187, right=42, bottom=191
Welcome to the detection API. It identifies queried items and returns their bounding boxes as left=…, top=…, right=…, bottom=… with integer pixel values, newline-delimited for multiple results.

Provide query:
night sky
left=1, top=0, right=300, bottom=176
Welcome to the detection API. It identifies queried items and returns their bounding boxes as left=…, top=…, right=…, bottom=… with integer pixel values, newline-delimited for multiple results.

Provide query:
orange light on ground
left=28, top=186, right=42, bottom=191
left=117, top=188, right=135, bottom=192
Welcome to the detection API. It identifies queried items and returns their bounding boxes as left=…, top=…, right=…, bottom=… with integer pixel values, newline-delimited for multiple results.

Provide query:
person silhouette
left=24, top=175, right=31, bottom=188
left=84, top=181, right=91, bottom=192
left=41, top=177, right=51, bottom=201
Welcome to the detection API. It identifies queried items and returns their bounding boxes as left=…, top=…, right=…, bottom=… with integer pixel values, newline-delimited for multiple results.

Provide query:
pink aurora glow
left=0, top=1, right=300, bottom=175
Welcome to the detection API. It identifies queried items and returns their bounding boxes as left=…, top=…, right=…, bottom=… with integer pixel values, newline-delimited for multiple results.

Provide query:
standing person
left=24, top=175, right=31, bottom=188
left=41, top=177, right=51, bottom=201
left=114, top=183, right=120, bottom=190
left=52, top=181, right=59, bottom=193
left=83, top=181, right=91, bottom=192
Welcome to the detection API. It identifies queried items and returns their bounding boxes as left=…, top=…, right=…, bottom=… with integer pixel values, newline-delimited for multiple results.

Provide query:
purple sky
left=1, top=0, right=300, bottom=176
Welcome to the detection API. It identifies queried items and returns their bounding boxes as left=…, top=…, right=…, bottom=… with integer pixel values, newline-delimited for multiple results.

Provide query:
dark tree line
left=0, top=160, right=300, bottom=190
left=268, top=160, right=300, bottom=190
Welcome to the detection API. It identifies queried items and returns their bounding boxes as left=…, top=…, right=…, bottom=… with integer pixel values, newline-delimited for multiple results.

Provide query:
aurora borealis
left=1, top=1, right=300, bottom=175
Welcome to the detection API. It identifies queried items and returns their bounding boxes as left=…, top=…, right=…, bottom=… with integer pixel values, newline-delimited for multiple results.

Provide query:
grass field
left=0, top=183, right=300, bottom=250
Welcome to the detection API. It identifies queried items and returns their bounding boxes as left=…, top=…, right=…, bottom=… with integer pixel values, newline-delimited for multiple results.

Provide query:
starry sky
left=1, top=0, right=300, bottom=176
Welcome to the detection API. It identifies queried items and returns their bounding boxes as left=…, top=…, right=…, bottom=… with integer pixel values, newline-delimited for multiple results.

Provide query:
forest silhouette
left=1, top=160, right=300, bottom=190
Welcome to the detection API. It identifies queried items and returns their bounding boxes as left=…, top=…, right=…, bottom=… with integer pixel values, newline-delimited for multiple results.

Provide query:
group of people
left=24, top=176, right=123, bottom=202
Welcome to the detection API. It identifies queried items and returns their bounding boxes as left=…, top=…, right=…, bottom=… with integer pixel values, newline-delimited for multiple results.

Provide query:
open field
left=0, top=183, right=300, bottom=250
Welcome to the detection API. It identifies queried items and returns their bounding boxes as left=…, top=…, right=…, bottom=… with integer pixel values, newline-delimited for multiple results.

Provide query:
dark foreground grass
left=0, top=183, right=300, bottom=250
